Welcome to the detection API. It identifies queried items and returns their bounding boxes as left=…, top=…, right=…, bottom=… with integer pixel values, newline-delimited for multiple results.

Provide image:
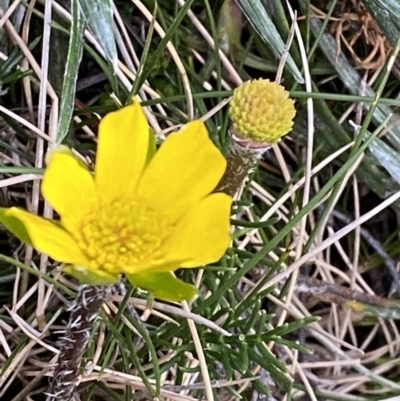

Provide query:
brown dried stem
left=296, top=275, right=400, bottom=320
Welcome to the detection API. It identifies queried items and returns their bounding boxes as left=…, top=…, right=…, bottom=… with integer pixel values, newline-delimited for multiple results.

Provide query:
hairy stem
left=215, top=139, right=266, bottom=196
left=47, top=285, right=106, bottom=400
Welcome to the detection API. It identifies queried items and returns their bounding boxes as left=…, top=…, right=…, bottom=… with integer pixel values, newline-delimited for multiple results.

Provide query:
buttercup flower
left=229, top=79, right=296, bottom=143
left=0, top=103, right=232, bottom=300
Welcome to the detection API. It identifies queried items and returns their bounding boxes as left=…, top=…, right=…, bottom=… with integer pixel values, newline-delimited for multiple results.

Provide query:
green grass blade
left=368, top=135, right=400, bottom=185
left=79, top=0, right=118, bottom=70
left=56, top=0, right=85, bottom=145
left=235, top=0, right=303, bottom=83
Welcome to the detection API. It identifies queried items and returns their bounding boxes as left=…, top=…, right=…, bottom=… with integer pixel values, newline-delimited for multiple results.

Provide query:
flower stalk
left=214, top=140, right=264, bottom=196
left=48, top=285, right=107, bottom=400
left=216, top=79, right=296, bottom=196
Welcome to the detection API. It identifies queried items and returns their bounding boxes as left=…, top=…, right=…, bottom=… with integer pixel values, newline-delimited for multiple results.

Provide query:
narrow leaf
left=57, top=0, right=86, bottom=144
left=235, top=0, right=303, bottom=83
left=368, top=135, right=400, bottom=186
left=79, top=0, right=118, bottom=71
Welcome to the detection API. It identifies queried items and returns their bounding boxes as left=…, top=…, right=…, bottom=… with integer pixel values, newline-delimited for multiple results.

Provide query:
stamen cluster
left=77, top=200, right=167, bottom=272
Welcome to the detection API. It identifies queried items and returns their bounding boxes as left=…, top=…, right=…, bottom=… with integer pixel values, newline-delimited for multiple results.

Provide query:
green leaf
left=63, top=264, right=120, bottom=285
left=0, top=207, right=32, bottom=245
left=79, top=0, right=118, bottom=71
left=368, top=134, right=400, bottom=186
left=127, top=271, right=198, bottom=301
left=235, top=0, right=303, bottom=83
left=57, top=0, right=86, bottom=145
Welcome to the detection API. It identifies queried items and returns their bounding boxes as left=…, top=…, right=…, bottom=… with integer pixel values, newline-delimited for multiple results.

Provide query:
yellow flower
left=229, top=79, right=296, bottom=143
left=1, top=103, right=232, bottom=297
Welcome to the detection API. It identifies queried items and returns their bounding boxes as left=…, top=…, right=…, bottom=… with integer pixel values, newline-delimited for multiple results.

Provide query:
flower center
left=76, top=200, right=169, bottom=273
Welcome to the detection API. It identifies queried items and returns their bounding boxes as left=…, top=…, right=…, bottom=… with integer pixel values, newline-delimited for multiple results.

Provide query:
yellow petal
left=7, top=208, right=88, bottom=266
left=42, top=151, right=98, bottom=233
left=160, top=193, right=232, bottom=268
left=137, top=121, right=227, bottom=224
left=95, top=103, right=149, bottom=204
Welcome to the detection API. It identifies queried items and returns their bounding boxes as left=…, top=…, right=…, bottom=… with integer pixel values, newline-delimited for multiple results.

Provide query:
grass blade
left=57, top=0, right=85, bottom=145
left=235, top=0, right=303, bottom=83
left=79, top=0, right=118, bottom=71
